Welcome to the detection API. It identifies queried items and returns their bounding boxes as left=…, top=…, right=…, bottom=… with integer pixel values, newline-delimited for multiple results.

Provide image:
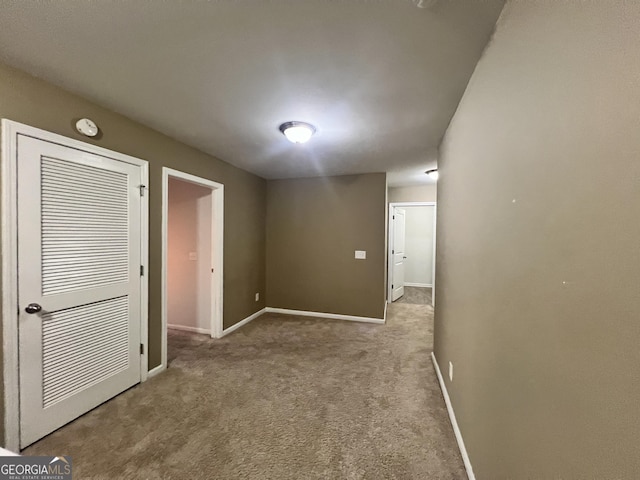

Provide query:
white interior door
left=392, top=207, right=406, bottom=301
left=18, top=135, right=143, bottom=448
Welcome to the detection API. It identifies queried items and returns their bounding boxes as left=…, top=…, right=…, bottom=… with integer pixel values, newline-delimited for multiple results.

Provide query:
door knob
left=25, top=303, right=42, bottom=314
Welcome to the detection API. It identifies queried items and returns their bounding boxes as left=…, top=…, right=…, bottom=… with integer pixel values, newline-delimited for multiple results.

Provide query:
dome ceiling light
left=426, top=168, right=439, bottom=181
left=279, top=121, right=316, bottom=144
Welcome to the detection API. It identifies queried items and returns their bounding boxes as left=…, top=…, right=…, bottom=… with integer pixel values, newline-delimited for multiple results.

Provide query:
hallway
left=24, top=304, right=463, bottom=479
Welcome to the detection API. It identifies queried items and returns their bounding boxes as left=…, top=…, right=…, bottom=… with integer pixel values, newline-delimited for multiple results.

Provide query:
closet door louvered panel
left=42, top=296, right=130, bottom=408
left=41, top=156, right=130, bottom=296
left=18, top=134, right=144, bottom=449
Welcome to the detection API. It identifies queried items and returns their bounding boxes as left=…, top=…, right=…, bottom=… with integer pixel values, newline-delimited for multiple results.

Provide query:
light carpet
left=393, top=287, right=433, bottom=306
left=24, top=303, right=465, bottom=479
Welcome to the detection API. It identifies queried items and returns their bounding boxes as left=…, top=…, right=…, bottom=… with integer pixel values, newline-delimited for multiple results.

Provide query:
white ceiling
left=0, top=0, right=503, bottom=187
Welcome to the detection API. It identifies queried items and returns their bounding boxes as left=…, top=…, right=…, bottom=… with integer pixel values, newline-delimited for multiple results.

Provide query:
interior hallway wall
left=434, top=2, right=640, bottom=478
left=388, top=184, right=437, bottom=203
left=266, top=173, right=387, bottom=319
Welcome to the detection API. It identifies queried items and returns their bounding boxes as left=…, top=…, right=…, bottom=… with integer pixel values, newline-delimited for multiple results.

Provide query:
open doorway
left=388, top=202, right=436, bottom=307
left=167, top=178, right=212, bottom=334
left=160, top=168, right=224, bottom=373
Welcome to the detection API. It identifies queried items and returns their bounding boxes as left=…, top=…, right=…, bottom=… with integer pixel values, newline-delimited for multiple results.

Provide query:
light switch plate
left=355, top=250, right=366, bottom=259
left=188, top=252, right=197, bottom=261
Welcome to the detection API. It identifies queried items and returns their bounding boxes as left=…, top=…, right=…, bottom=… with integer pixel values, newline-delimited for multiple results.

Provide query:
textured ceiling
left=0, top=0, right=504, bottom=186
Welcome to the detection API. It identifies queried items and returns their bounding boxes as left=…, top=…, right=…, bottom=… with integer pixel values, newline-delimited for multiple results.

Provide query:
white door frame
left=1, top=119, right=149, bottom=452
left=160, top=168, right=224, bottom=373
left=387, top=202, right=437, bottom=306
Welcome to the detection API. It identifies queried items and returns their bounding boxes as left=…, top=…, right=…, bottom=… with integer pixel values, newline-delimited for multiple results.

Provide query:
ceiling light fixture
left=426, top=168, right=439, bottom=181
left=279, top=121, right=316, bottom=144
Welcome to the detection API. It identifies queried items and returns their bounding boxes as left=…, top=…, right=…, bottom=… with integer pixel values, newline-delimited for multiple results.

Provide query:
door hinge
left=393, top=215, right=395, bottom=219
left=138, top=184, right=147, bottom=197
left=392, top=249, right=394, bottom=254
left=140, top=343, right=144, bottom=355
left=140, top=265, right=144, bottom=276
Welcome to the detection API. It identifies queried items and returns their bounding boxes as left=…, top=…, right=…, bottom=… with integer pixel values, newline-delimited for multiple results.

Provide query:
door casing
left=1, top=120, right=149, bottom=452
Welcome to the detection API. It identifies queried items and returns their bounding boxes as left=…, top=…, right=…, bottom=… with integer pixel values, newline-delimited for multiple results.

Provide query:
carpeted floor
left=23, top=303, right=465, bottom=479
left=394, top=286, right=433, bottom=306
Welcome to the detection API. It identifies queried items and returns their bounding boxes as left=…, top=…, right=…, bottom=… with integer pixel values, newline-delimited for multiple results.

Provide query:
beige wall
left=0, top=64, right=266, bottom=396
left=266, top=174, right=387, bottom=319
left=434, top=2, right=640, bottom=479
left=388, top=184, right=437, bottom=203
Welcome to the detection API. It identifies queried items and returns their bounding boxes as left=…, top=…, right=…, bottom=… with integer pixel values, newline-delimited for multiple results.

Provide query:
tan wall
left=266, top=174, right=387, bottom=319
left=434, top=2, right=640, bottom=479
left=0, top=64, right=266, bottom=387
left=388, top=184, right=437, bottom=203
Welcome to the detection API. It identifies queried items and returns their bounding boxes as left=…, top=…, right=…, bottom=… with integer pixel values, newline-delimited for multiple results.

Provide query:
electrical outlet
left=449, top=361, right=453, bottom=382
left=255, top=293, right=259, bottom=302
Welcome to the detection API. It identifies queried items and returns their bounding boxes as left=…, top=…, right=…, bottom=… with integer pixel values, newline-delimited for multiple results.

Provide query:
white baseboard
left=147, top=364, right=165, bottom=379
left=431, top=352, right=475, bottom=480
left=167, top=324, right=211, bottom=335
left=265, top=307, right=385, bottom=324
left=221, top=308, right=266, bottom=337
left=405, top=282, right=433, bottom=288
left=383, top=301, right=388, bottom=321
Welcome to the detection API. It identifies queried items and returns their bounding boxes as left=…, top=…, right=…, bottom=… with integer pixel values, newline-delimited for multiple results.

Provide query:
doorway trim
left=387, top=202, right=437, bottom=306
left=1, top=119, right=149, bottom=452
left=160, top=168, right=224, bottom=374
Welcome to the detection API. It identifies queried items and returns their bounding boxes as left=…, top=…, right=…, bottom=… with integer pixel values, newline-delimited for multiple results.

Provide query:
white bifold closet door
left=17, top=135, right=143, bottom=448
